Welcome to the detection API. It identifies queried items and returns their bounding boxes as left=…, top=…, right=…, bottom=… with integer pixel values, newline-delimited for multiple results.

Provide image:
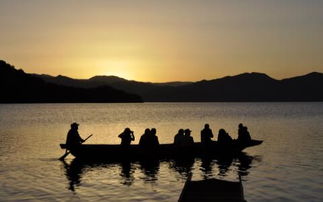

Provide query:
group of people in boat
left=174, top=128, right=194, bottom=146
left=65, top=122, right=252, bottom=149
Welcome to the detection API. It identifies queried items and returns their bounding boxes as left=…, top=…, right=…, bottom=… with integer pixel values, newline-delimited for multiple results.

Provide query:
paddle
left=59, top=134, right=93, bottom=161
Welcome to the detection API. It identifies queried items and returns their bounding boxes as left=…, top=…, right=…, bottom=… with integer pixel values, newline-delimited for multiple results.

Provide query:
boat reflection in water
left=169, top=158, right=195, bottom=178
left=62, top=159, right=161, bottom=191
left=62, top=160, right=83, bottom=192
left=62, top=152, right=260, bottom=193
left=119, top=161, right=135, bottom=186
left=199, top=152, right=260, bottom=180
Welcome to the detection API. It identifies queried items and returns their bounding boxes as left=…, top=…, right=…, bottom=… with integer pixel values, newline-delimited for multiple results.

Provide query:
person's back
left=174, top=129, right=185, bottom=146
left=150, top=128, right=159, bottom=147
left=241, top=126, right=251, bottom=143
left=245, top=127, right=251, bottom=141
left=140, top=128, right=159, bottom=152
left=237, top=123, right=244, bottom=142
left=201, top=124, right=214, bottom=144
left=217, top=129, right=233, bottom=145
left=237, top=124, right=251, bottom=144
left=139, top=128, right=150, bottom=147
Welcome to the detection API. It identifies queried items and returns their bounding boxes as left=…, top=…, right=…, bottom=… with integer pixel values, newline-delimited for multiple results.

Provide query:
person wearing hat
left=65, top=122, right=85, bottom=150
left=118, top=128, right=135, bottom=146
left=183, top=128, right=194, bottom=146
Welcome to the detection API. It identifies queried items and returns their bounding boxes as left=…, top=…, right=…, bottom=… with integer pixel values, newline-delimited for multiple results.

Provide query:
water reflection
left=217, top=156, right=234, bottom=177
left=139, top=160, right=160, bottom=182
left=169, top=158, right=195, bottom=178
left=62, top=152, right=260, bottom=192
left=120, top=160, right=160, bottom=185
left=200, top=152, right=261, bottom=179
left=62, top=160, right=84, bottom=192
left=119, top=161, right=135, bottom=186
left=237, top=153, right=258, bottom=177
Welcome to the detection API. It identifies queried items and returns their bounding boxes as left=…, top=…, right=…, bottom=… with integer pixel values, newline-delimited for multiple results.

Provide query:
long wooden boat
left=60, top=139, right=263, bottom=160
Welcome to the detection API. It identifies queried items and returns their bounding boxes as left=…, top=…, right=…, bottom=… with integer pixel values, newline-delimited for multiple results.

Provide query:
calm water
left=0, top=103, right=323, bottom=201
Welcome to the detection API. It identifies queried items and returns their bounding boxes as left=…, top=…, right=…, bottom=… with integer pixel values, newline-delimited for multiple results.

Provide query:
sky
left=1, top=0, right=323, bottom=82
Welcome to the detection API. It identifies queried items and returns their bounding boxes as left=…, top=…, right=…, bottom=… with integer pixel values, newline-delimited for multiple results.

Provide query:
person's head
left=151, top=128, right=156, bottom=135
left=204, top=124, right=209, bottom=129
left=124, top=128, right=132, bottom=134
left=218, top=128, right=226, bottom=135
left=184, top=129, right=191, bottom=136
left=71, top=122, right=79, bottom=130
left=144, top=128, right=151, bottom=135
left=239, top=123, right=243, bottom=129
left=178, top=129, right=184, bottom=135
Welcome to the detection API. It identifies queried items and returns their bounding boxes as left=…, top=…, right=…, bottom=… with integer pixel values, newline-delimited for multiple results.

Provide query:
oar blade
left=58, top=152, right=70, bottom=161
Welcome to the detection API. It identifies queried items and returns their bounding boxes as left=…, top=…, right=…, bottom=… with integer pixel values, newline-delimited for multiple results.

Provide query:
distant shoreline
left=1, top=101, right=323, bottom=104
left=2, top=60, right=323, bottom=103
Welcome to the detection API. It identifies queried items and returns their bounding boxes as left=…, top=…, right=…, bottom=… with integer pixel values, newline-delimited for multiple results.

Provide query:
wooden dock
left=178, top=174, right=245, bottom=202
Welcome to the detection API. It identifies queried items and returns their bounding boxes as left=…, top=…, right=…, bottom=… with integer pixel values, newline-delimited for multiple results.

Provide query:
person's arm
left=77, top=132, right=85, bottom=143
left=131, top=132, right=135, bottom=141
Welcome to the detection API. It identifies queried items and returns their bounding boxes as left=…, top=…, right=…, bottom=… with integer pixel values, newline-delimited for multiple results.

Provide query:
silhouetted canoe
left=60, top=139, right=262, bottom=160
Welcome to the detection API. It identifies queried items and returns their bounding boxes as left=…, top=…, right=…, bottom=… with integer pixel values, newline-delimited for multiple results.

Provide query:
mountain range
left=1, top=60, right=323, bottom=102
left=34, top=69, right=323, bottom=102
left=0, top=60, right=141, bottom=103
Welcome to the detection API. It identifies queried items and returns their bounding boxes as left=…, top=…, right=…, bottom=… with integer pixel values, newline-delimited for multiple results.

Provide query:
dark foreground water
left=0, top=103, right=323, bottom=201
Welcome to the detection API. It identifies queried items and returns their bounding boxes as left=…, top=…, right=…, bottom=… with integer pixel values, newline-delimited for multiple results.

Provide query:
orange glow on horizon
left=1, top=1, right=323, bottom=82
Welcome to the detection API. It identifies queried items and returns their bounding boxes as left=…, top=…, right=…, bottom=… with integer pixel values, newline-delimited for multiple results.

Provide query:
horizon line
left=1, top=59, right=322, bottom=83
left=27, top=70, right=323, bottom=83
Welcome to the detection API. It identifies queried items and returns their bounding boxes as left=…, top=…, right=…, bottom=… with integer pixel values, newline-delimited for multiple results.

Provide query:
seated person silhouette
left=174, top=129, right=185, bottom=146
left=201, top=124, right=214, bottom=145
left=118, top=128, right=135, bottom=146
left=237, top=123, right=252, bottom=144
left=139, top=128, right=150, bottom=146
left=66, top=122, right=84, bottom=150
left=150, top=128, right=160, bottom=147
left=183, top=129, right=194, bottom=146
left=217, top=129, right=233, bottom=145
left=139, top=128, right=159, bottom=150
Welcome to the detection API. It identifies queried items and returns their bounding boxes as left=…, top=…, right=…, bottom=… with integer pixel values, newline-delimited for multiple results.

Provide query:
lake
left=0, top=103, right=323, bottom=201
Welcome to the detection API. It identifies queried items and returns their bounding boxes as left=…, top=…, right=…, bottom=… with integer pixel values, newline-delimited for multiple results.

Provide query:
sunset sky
left=1, top=0, right=323, bottom=82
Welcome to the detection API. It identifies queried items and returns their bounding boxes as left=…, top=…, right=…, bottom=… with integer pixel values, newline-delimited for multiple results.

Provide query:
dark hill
left=156, top=72, right=323, bottom=101
left=0, top=60, right=142, bottom=103
left=89, top=75, right=128, bottom=83
left=280, top=72, right=323, bottom=101
left=142, top=72, right=282, bottom=101
left=21, top=61, right=323, bottom=102
left=34, top=74, right=190, bottom=100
